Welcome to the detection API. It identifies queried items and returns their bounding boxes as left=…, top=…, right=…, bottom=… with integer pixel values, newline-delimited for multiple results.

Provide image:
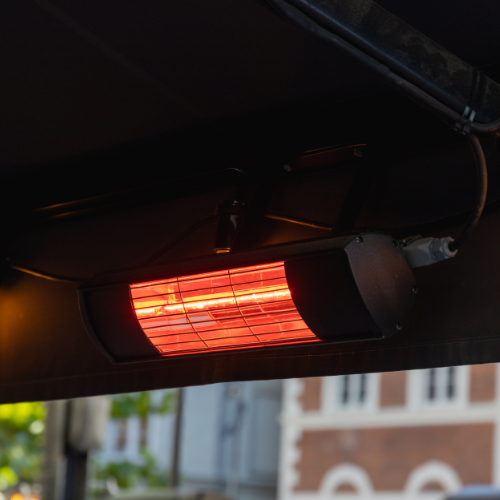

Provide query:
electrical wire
left=448, top=132, right=488, bottom=252
left=6, top=260, right=86, bottom=283
left=6, top=215, right=218, bottom=282
left=264, top=136, right=488, bottom=250
left=265, top=0, right=492, bottom=251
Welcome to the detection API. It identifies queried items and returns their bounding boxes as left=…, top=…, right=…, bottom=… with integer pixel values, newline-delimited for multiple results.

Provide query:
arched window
left=420, top=481, right=447, bottom=492
left=318, top=464, right=373, bottom=499
left=404, top=461, right=462, bottom=498
left=334, top=482, right=358, bottom=494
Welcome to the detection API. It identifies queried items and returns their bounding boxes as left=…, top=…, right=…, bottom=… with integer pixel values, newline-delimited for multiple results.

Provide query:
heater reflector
left=79, top=233, right=417, bottom=364
left=130, top=262, right=319, bottom=356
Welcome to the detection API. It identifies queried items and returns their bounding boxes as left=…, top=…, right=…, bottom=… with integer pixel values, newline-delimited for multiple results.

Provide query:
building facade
left=279, top=364, right=499, bottom=500
left=98, top=380, right=282, bottom=500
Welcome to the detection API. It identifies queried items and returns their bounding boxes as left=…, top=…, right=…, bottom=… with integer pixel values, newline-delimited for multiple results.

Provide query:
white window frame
left=407, top=366, right=469, bottom=410
left=321, top=373, right=380, bottom=414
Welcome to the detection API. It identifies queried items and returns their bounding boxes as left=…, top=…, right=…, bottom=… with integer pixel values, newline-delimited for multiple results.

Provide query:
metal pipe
left=170, top=387, right=184, bottom=490
left=41, top=401, right=68, bottom=500
left=264, top=0, right=500, bottom=134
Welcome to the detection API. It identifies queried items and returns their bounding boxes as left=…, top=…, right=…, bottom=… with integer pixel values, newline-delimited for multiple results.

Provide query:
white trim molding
left=279, top=379, right=306, bottom=500
left=282, top=403, right=498, bottom=429
left=404, top=461, right=461, bottom=499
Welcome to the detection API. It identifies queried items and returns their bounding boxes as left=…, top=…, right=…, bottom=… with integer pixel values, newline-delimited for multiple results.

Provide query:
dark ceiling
left=3, top=0, right=500, bottom=174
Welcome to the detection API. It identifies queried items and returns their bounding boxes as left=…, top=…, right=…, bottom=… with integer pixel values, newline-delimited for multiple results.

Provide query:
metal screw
left=356, top=236, right=364, bottom=243
left=412, top=285, right=418, bottom=294
left=283, top=164, right=292, bottom=172
left=396, top=322, right=403, bottom=331
left=354, top=148, right=363, bottom=158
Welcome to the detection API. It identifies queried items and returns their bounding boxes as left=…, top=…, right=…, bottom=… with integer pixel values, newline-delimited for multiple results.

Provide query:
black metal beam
left=264, top=0, right=500, bottom=132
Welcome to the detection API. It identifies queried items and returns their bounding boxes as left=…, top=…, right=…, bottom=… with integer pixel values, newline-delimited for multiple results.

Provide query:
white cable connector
left=402, top=236, right=458, bottom=268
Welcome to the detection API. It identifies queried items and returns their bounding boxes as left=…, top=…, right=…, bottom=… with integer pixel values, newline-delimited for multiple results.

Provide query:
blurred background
left=1, top=364, right=499, bottom=500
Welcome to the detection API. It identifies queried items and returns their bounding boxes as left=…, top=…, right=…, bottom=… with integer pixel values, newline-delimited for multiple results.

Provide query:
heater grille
left=130, top=262, right=320, bottom=356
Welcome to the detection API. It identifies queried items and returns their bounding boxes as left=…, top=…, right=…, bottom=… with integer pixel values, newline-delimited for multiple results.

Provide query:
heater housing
left=78, top=234, right=417, bottom=364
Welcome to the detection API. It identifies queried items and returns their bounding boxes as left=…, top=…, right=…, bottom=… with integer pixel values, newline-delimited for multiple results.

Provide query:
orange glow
left=11, top=495, right=24, bottom=500
left=130, top=262, right=320, bottom=356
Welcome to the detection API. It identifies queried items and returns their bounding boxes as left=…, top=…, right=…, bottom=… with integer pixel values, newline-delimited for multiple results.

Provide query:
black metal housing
left=78, top=233, right=417, bottom=363
left=286, top=234, right=416, bottom=339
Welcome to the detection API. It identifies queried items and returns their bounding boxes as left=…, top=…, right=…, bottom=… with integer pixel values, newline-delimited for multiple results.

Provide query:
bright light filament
left=136, top=289, right=291, bottom=317
left=130, top=263, right=319, bottom=355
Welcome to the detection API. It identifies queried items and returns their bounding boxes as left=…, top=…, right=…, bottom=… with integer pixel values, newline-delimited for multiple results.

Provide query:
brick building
left=278, top=365, right=499, bottom=500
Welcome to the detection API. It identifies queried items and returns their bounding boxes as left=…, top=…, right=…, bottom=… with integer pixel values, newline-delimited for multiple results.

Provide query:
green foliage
left=91, top=390, right=176, bottom=497
left=93, top=449, right=168, bottom=490
left=111, top=391, right=174, bottom=419
left=0, top=402, right=46, bottom=491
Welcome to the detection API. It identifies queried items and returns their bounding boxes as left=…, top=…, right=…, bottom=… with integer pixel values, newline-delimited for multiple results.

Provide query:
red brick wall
left=299, top=377, right=322, bottom=412
left=470, top=364, right=496, bottom=402
left=294, top=424, right=494, bottom=491
left=380, top=371, right=406, bottom=407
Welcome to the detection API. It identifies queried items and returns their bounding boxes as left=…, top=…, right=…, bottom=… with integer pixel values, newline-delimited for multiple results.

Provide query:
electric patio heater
left=79, top=234, right=417, bottom=363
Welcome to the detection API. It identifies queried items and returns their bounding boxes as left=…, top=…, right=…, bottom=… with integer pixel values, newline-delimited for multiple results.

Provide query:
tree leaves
left=110, top=391, right=174, bottom=419
left=0, top=403, right=45, bottom=491
left=91, top=449, right=169, bottom=495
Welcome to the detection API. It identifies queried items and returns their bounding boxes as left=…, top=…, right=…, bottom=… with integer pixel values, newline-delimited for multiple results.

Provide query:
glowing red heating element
left=130, top=262, right=320, bottom=356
